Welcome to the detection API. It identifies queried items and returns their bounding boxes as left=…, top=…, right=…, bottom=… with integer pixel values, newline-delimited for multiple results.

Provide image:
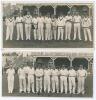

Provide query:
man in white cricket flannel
left=18, top=65, right=26, bottom=93
left=73, top=12, right=81, bottom=40
left=81, top=13, right=92, bottom=41
left=51, top=66, right=59, bottom=93
left=37, top=14, right=45, bottom=40
left=5, top=15, right=15, bottom=40
left=68, top=66, right=77, bottom=94
left=16, top=13, right=24, bottom=40
left=57, top=13, right=66, bottom=40
left=51, top=15, right=57, bottom=40
left=32, top=14, right=38, bottom=40
left=65, top=11, right=72, bottom=40
left=77, top=65, right=87, bottom=94
left=6, top=64, right=15, bottom=93
left=27, top=65, right=35, bottom=93
left=45, top=13, right=52, bottom=40
left=44, top=64, right=51, bottom=93
left=59, top=65, right=69, bottom=94
left=35, top=64, right=44, bottom=93
left=24, top=12, right=32, bottom=40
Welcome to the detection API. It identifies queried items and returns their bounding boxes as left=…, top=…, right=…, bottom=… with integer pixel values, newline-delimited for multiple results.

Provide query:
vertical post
left=88, top=4, right=92, bottom=17
left=51, top=57, right=57, bottom=67
left=33, top=57, right=36, bottom=67
left=53, top=6, right=56, bottom=15
left=67, top=5, right=72, bottom=13
left=69, top=57, right=73, bottom=67
left=87, top=58, right=92, bottom=72
left=37, top=6, right=40, bottom=16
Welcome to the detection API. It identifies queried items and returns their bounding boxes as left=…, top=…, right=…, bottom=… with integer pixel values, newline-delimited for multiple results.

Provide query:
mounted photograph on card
left=2, top=50, right=93, bottom=97
left=2, top=2, right=93, bottom=48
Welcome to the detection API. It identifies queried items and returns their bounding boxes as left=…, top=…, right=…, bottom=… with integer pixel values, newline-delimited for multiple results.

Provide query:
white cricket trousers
left=34, top=29, right=37, bottom=40
left=83, top=28, right=92, bottom=41
left=38, top=24, right=44, bottom=40
left=7, top=76, right=14, bottom=93
left=44, top=76, right=50, bottom=93
left=52, top=76, right=59, bottom=93
left=16, top=23, right=23, bottom=40
left=73, top=23, right=81, bottom=40
left=53, top=28, right=57, bottom=40
left=69, top=77, right=76, bottom=94
left=45, top=24, right=52, bottom=40
left=25, top=24, right=31, bottom=40
left=19, top=77, right=26, bottom=93
left=6, top=25, right=14, bottom=40
left=60, top=76, right=68, bottom=93
left=27, top=75, right=34, bottom=92
left=77, top=77, right=85, bottom=94
left=65, top=22, right=72, bottom=40
left=57, top=27, right=64, bottom=40
left=36, top=77, right=42, bottom=92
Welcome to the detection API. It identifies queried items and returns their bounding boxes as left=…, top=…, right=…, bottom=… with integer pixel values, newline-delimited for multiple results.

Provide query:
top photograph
left=2, top=2, right=93, bottom=48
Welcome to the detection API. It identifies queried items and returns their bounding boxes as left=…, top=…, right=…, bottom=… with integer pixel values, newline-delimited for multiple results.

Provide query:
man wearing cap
left=68, top=66, right=77, bottom=94
left=45, top=14, right=52, bottom=40
left=81, top=14, right=92, bottom=41
left=77, top=65, right=87, bottom=94
left=57, top=13, right=66, bottom=40
left=32, top=14, right=38, bottom=40
left=37, top=14, right=45, bottom=40
left=16, top=13, right=24, bottom=40
left=51, top=66, right=59, bottom=93
left=65, top=12, right=72, bottom=40
left=59, top=65, right=69, bottom=94
left=27, top=65, right=35, bottom=93
left=73, top=12, right=81, bottom=40
left=51, top=15, right=57, bottom=40
left=24, top=12, right=32, bottom=40
left=6, top=64, right=15, bottom=93
left=18, top=65, right=26, bottom=93
left=44, top=65, right=51, bottom=93
left=5, top=15, right=15, bottom=40
left=35, top=64, right=44, bottom=93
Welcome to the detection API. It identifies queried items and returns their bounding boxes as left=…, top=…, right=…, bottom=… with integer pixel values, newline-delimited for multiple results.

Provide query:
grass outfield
left=2, top=73, right=93, bottom=97
left=3, top=22, right=93, bottom=48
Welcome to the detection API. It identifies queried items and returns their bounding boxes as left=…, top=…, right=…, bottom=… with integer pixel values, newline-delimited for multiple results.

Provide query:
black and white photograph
left=3, top=2, right=93, bottom=48
left=2, top=50, right=93, bottom=97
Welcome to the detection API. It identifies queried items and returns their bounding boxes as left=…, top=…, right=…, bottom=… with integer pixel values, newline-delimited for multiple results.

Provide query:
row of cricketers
left=5, top=11, right=92, bottom=41
left=6, top=64, right=87, bottom=95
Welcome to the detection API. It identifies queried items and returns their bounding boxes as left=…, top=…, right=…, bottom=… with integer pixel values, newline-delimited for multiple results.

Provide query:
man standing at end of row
left=82, top=14, right=92, bottom=41
left=77, top=65, right=87, bottom=94
left=5, top=15, right=15, bottom=40
left=6, top=64, right=15, bottom=93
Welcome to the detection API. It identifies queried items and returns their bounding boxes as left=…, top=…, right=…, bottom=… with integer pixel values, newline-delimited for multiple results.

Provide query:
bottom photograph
left=2, top=50, right=93, bottom=97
